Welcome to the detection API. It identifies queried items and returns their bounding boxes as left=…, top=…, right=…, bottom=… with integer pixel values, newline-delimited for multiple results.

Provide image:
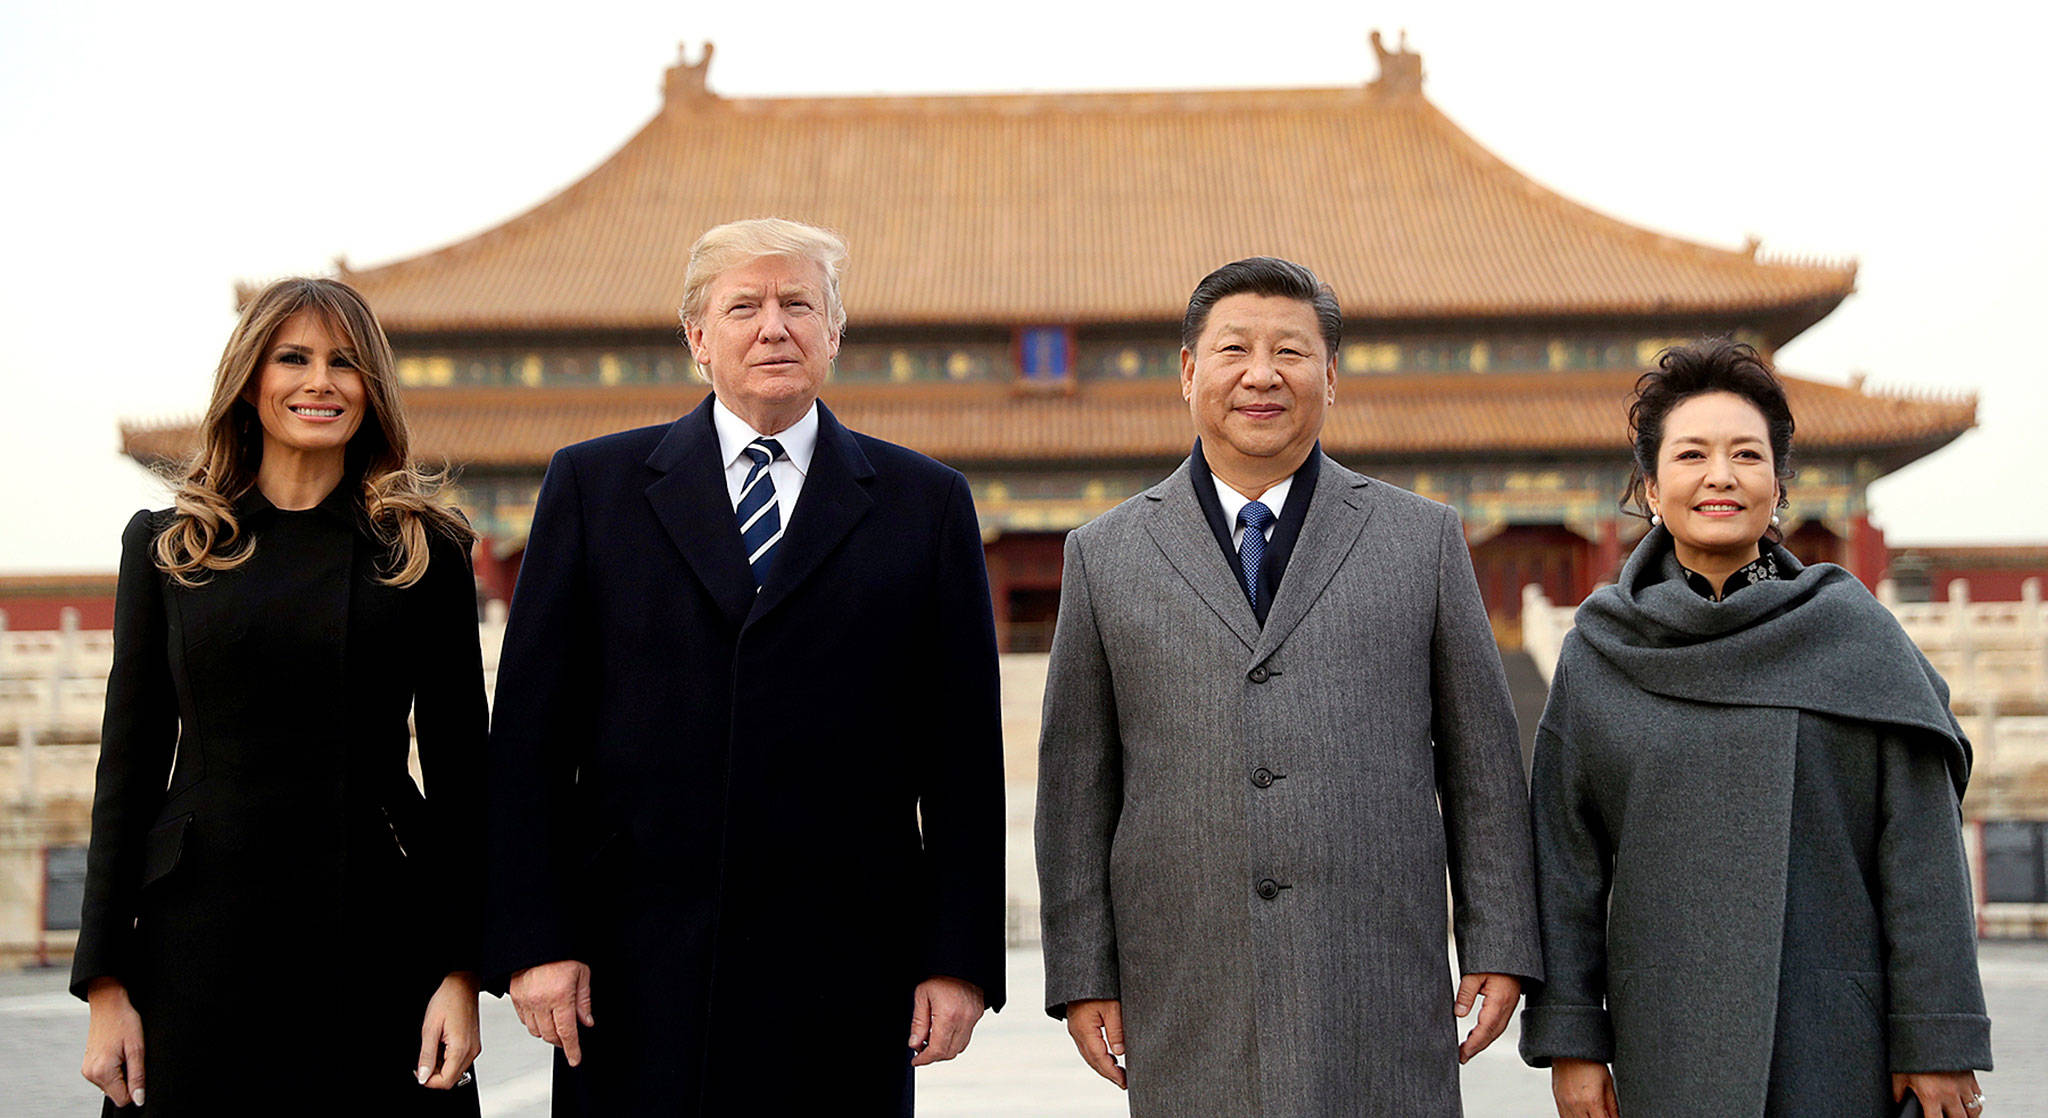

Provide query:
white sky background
left=1, top=0, right=2043, bottom=572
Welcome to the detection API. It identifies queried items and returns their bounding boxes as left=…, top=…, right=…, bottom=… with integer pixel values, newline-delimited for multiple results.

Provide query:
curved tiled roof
left=337, top=59, right=1855, bottom=341
left=121, top=372, right=1972, bottom=474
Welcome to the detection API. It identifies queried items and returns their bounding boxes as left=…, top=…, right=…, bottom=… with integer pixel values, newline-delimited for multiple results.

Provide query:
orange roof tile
left=121, top=372, right=1972, bottom=475
left=333, top=51, right=1855, bottom=342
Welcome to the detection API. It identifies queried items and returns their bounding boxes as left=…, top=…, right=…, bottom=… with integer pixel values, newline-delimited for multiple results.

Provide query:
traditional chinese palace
left=122, top=39, right=1976, bottom=649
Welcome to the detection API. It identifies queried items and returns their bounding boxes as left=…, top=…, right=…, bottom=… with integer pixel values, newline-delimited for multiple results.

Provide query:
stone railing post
left=1947, top=580, right=1977, bottom=702
left=2024, top=578, right=2046, bottom=702
left=52, top=608, right=80, bottom=737
left=1522, top=583, right=1564, bottom=684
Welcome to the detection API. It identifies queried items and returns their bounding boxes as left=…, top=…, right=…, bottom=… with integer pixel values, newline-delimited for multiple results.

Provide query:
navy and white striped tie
left=1236, top=499, right=1274, bottom=615
left=736, top=438, right=785, bottom=587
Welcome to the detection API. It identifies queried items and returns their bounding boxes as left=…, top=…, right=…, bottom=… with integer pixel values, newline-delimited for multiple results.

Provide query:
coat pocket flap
left=140, top=813, right=192, bottom=888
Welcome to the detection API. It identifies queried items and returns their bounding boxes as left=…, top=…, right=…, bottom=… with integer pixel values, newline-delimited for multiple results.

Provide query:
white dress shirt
left=1212, top=474, right=1293, bottom=550
left=712, top=397, right=818, bottom=528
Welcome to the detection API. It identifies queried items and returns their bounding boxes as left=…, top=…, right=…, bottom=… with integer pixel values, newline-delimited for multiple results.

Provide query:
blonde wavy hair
left=155, top=277, right=473, bottom=587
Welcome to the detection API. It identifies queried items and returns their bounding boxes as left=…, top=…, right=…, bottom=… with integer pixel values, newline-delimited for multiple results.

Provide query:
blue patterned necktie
left=735, top=437, right=785, bottom=586
left=1236, top=500, right=1274, bottom=615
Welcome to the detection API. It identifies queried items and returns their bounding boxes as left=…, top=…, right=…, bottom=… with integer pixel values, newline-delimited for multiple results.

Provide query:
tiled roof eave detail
left=332, top=80, right=1856, bottom=344
left=117, top=372, right=1973, bottom=475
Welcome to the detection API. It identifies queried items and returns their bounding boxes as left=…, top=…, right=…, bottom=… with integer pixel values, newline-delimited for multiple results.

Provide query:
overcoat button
left=1255, top=878, right=1280, bottom=900
left=1248, top=666, right=1270, bottom=683
left=1251, top=767, right=1275, bottom=788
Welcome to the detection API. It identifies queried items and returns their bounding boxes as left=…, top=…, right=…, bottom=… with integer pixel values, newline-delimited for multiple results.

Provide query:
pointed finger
left=417, top=1018, right=443, bottom=1085
left=907, top=987, right=933, bottom=1050
left=553, top=1004, right=583, bottom=1067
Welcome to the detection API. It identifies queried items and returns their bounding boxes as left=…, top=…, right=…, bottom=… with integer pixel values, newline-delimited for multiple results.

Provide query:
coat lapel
left=1141, top=459, right=1259, bottom=652
left=643, top=395, right=756, bottom=628
left=748, top=401, right=876, bottom=623
left=1253, top=455, right=1374, bottom=662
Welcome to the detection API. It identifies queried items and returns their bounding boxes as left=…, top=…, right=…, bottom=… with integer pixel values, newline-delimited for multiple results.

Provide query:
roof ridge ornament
left=1368, top=29, right=1424, bottom=96
left=664, top=40, right=717, bottom=108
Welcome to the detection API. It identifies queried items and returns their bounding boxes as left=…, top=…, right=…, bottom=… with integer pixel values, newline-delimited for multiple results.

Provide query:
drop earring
left=1650, top=513, right=1662, bottom=527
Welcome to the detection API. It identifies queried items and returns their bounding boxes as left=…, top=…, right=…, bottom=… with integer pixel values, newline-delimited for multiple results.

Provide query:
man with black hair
left=1036, top=257, right=1541, bottom=1115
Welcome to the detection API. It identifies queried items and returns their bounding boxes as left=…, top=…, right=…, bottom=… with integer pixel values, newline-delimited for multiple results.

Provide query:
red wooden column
left=471, top=538, right=522, bottom=604
left=1593, top=518, right=1623, bottom=588
left=1848, top=514, right=1889, bottom=589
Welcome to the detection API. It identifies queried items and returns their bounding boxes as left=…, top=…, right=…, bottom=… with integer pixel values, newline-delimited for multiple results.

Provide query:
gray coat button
left=1255, top=878, right=1281, bottom=900
left=1248, top=665, right=1270, bottom=683
left=1251, top=766, right=1276, bottom=788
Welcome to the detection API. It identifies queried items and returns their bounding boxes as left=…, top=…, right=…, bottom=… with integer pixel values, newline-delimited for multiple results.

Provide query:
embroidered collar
left=1680, top=550, right=1781, bottom=602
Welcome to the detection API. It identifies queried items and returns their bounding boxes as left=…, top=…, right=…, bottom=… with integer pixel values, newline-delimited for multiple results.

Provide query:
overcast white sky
left=2, top=0, right=2043, bottom=572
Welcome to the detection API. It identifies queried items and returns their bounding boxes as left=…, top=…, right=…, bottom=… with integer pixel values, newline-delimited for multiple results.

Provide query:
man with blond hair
left=486, top=218, right=1006, bottom=1115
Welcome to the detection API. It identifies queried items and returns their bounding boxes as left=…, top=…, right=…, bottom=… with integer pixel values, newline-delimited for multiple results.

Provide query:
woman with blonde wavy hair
left=73, top=277, right=488, bottom=1115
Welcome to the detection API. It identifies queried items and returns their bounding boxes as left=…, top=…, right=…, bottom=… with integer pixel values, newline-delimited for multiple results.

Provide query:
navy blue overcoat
left=484, top=395, right=1006, bottom=1116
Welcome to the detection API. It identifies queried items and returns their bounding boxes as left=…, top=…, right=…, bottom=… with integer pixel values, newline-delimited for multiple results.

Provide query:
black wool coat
left=483, top=396, right=1007, bottom=1117
left=73, top=489, right=489, bottom=1117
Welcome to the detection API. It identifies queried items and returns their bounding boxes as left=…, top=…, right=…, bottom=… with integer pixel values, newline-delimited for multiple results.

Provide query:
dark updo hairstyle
left=1621, top=338, right=1796, bottom=538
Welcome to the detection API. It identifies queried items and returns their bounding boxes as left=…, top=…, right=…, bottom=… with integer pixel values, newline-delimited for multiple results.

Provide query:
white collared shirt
left=1213, top=474, right=1293, bottom=550
left=712, top=397, right=818, bottom=527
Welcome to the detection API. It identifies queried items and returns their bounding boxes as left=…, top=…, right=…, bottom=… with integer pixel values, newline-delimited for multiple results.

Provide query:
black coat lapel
left=1141, top=459, right=1259, bottom=652
left=1253, top=455, right=1374, bottom=661
left=749, top=401, right=876, bottom=623
left=644, top=394, right=755, bottom=627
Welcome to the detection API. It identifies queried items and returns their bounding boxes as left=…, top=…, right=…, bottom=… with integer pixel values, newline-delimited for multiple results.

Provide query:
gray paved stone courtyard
left=5, top=942, right=2045, bottom=1116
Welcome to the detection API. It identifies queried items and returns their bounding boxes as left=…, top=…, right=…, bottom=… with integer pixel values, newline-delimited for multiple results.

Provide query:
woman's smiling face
left=243, top=308, right=367, bottom=466
left=1648, top=390, right=1780, bottom=566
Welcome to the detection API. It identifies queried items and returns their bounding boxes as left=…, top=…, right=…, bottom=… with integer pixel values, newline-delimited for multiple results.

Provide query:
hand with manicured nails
left=1551, top=1058, right=1620, bottom=1118
left=510, top=959, right=595, bottom=1067
left=1454, top=972, right=1521, bottom=1063
left=1064, top=998, right=1127, bottom=1089
left=416, top=972, right=482, bottom=1088
left=81, top=977, right=146, bottom=1109
left=1894, top=1070, right=1986, bottom=1117
left=907, top=976, right=985, bottom=1066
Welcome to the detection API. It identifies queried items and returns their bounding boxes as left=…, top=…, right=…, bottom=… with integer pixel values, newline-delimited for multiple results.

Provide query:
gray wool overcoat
left=1520, top=531, right=1992, bottom=1115
left=1036, top=454, right=1542, bottom=1117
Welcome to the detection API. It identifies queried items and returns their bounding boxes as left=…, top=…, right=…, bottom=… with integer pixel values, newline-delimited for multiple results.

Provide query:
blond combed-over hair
left=678, top=218, right=848, bottom=383
left=154, top=277, right=473, bottom=587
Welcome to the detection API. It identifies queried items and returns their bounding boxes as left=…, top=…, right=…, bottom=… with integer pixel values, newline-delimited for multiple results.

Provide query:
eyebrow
left=1210, top=324, right=1315, bottom=344
left=272, top=341, right=358, bottom=359
left=1667, top=434, right=1767, bottom=446
left=722, top=284, right=814, bottom=305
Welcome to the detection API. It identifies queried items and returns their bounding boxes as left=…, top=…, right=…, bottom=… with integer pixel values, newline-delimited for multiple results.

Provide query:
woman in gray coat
left=1520, top=340, right=1992, bottom=1117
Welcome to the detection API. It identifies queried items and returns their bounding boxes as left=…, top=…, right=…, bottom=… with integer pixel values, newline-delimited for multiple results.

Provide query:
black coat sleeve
left=482, top=450, right=598, bottom=991
left=913, top=471, right=1008, bottom=1011
left=412, top=529, right=490, bottom=977
left=70, top=510, right=179, bottom=999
